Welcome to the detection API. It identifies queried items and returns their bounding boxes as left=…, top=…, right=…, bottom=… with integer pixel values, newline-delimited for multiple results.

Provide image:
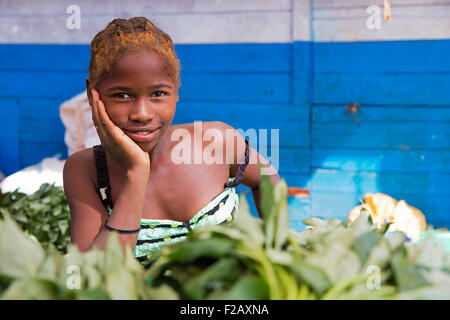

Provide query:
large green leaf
left=35, top=247, right=65, bottom=281
left=353, top=231, right=383, bottom=265
left=1, top=278, right=60, bottom=300
left=391, top=249, right=429, bottom=292
left=105, top=268, right=138, bottom=300
left=415, top=231, right=447, bottom=270
left=273, top=179, right=290, bottom=250
left=0, top=214, right=45, bottom=279
left=233, top=194, right=264, bottom=246
left=75, top=287, right=110, bottom=300
left=290, top=259, right=331, bottom=297
left=260, top=176, right=290, bottom=250
left=183, top=257, right=239, bottom=300
left=165, top=237, right=235, bottom=263
left=261, top=174, right=275, bottom=249
left=305, top=243, right=361, bottom=285
left=104, top=232, right=126, bottom=273
left=140, top=283, right=179, bottom=300
left=394, top=285, right=450, bottom=300
left=217, top=275, right=269, bottom=300
left=348, top=211, right=376, bottom=237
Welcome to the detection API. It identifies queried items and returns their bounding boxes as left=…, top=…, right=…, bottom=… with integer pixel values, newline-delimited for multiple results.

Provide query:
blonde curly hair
left=88, top=17, right=180, bottom=89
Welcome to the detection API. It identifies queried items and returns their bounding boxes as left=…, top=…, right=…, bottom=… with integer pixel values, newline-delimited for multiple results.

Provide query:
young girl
left=63, top=17, right=280, bottom=263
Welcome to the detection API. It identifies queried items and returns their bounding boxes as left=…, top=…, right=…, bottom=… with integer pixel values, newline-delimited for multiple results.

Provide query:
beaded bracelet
left=104, top=218, right=141, bottom=234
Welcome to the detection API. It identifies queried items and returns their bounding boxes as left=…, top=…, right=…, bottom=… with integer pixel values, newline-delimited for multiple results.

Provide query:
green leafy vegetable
left=0, top=184, right=71, bottom=253
left=146, top=179, right=450, bottom=300
left=1, top=179, right=449, bottom=300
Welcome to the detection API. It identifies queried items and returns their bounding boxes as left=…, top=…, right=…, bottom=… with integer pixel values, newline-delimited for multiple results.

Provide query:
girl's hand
left=91, top=89, right=150, bottom=173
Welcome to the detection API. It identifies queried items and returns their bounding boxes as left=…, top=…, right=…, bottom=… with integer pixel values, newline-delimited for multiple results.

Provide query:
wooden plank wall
left=0, top=0, right=310, bottom=171
left=0, top=44, right=89, bottom=169
left=311, top=0, right=450, bottom=227
left=1, top=0, right=449, bottom=229
left=0, top=0, right=295, bottom=44
left=0, top=0, right=312, bottom=229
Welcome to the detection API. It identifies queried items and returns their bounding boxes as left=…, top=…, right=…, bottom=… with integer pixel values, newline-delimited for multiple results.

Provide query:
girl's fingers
left=91, top=89, right=107, bottom=140
left=96, top=97, right=113, bottom=128
left=96, top=95, right=120, bottom=139
left=91, top=89, right=101, bottom=127
left=91, top=89, right=122, bottom=140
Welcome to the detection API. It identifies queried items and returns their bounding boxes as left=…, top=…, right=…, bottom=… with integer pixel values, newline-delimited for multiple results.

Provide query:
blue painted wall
left=0, top=39, right=449, bottom=229
left=310, top=39, right=450, bottom=229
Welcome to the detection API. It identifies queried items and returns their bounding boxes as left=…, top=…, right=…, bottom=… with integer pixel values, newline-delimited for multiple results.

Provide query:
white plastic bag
left=59, top=90, right=100, bottom=156
left=0, top=156, right=65, bottom=195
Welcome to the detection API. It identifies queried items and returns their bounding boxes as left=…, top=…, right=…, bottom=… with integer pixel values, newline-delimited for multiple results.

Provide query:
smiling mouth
left=124, top=127, right=160, bottom=142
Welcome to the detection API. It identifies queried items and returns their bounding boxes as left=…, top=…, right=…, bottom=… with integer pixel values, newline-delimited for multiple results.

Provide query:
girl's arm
left=64, top=89, right=151, bottom=253
left=218, top=122, right=281, bottom=218
left=63, top=152, right=148, bottom=253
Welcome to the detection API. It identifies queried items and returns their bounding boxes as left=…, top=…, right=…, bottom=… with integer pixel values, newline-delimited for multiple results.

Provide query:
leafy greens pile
left=0, top=184, right=70, bottom=253
left=147, top=176, right=450, bottom=300
left=0, top=213, right=178, bottom=299
left=0, top=177, right=449, bottom=299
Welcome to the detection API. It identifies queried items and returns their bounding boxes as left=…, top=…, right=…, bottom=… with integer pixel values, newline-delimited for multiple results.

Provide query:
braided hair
left=88, top=17, right=180, bottom=89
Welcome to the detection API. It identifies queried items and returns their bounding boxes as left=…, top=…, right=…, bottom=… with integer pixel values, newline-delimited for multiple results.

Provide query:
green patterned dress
left=92, top=139, right=249, bottom=263
left=104, top=180, right=239, bottom=262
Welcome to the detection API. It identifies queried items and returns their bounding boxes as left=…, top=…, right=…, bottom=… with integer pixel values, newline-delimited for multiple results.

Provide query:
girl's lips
left=124, top=128, right=160, bottom=142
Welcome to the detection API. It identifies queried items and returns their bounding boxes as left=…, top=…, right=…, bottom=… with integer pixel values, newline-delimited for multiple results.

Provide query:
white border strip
left=0, top=0, right=448, bottom=44
left=0, top=0, right=311, bottom=44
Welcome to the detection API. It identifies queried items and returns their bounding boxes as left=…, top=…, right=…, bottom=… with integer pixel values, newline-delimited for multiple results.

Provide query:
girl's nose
left=129, top=97, right=155, bottom=122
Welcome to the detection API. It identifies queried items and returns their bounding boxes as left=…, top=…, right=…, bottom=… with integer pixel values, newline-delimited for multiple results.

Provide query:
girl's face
left=91, top=48, right=179, bottom=153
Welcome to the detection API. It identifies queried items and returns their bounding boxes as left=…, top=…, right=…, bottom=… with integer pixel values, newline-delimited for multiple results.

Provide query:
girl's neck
left=148, top=125, right=171, bottom=163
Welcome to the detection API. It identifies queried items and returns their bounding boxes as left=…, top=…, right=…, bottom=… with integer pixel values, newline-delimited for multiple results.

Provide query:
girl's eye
left=113, top=93, right=131, bottom=99
left=152, top=91, right=167, bottom=98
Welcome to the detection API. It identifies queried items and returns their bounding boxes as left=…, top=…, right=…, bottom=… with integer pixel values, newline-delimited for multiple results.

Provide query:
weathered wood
left=310, top=169, right=450, bottom=195
left=312, top=121, right=450, bottom=149
left=175, top=102, right=309, bottom=123
left=312, top=148, right=450, bottom=173
left=312, top=105, right=450, bottom=123
left=0, top=99, right=20, bottom=176
left=20, top=142, right=67, bottom=168
left=313, top=16, right=450, bottom=42
left=313, top=73, right=450, bottom=105
left=179, top=73, right=292, bottom=104
left=313, top=40, right=450, bottom=73
left=0, top=12, right=292, bottom=44
left=0, top=0, right=292, bottom=15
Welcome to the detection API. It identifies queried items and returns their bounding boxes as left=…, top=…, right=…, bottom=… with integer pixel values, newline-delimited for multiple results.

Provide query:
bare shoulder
left=63, top=147, right=110, bottom=252
left=63, top=147, right=97, bottom=190
left=170, top=121, right=244, bottom=147
left=202, top=120, right=233, bottom=131
left=200, top=121, right=239, bottom=138
left=170, top=121, right=241, bottom=140
left=169, top=121, right=233, bottom=134
left=170, top=121, right=246, bottom=166
left=205, top=121, right=246, bottom=156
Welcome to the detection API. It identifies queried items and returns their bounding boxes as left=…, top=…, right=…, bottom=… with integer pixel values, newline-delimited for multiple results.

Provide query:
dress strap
left=224, top=139, right=250, bottom=188
left=93, top=145, right=113, bottom=212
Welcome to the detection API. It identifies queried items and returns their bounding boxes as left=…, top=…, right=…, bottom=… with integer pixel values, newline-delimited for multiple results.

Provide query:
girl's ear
left=86, top=78, right=93, bottom=107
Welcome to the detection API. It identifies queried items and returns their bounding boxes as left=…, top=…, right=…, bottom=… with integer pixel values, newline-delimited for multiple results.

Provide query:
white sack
left=0, top=156, right=65, bottom=195
left=59, top=90, right=100, bottom=156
